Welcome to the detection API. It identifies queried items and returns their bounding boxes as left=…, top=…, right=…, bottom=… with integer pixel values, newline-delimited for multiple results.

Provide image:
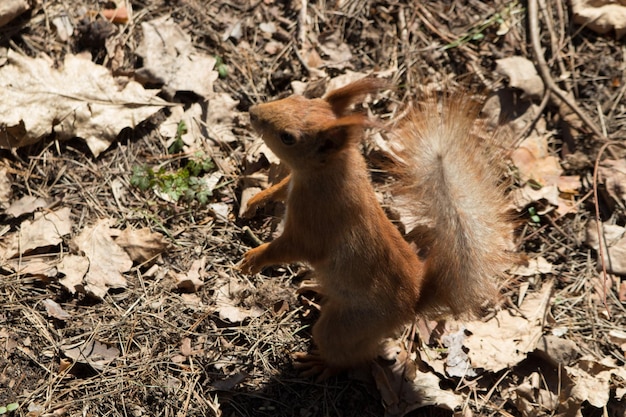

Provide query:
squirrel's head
left=249, top=77, right=387, bottom=170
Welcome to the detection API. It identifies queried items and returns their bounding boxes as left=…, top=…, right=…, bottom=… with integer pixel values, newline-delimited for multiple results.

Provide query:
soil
left=1, top=1, right=625, bottom=416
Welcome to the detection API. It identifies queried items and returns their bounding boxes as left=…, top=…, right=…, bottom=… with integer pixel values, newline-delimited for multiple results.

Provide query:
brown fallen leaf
left=74, top=219, right=132, bottom=298
left=585, top=221, right=626, bottom=275
left=135, top=17, right=218, bottom=99
left=0, top=50, right=166, bottom=156
left=41, top=299, right=71, bottom=321
left=173, top=258, right=206, bottom=293
left=0, top=207, right=73, bottom=261
left=598, top=158, right=626, bottom=208
left=496, top=56, right=545, bottom=100
left=5, top=195, right=49, bottom=218
left=0, top=0, right=31, bottom=28
left=571, top=0, right=626, bottom=38
left=61, top=338, right=120, bottom=371
left=462, top=281, right=553, bottom=373
left=115, top=227, right=167, bottom=264
left=57, top=254, right=90, bottom=294
left=214, top=278, right=264, bottom=323
left=372, top=342, right=462, bottom=417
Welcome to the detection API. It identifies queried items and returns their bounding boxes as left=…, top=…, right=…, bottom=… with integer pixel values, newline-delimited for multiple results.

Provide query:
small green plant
left=167, top=120, right=188, bottom=154
left=215, top=56, right=228, bottom=78
left=528, top=206, right=541, bottom=223
left=130, top=153, right=216, bottom=205
left=0, top=402, right=19, bottom=414
left=443, top=2, right=524, bottom=50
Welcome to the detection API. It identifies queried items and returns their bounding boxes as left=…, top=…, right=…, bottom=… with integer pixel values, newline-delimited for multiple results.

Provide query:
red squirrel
left=240, top=78, right=512, bottom=378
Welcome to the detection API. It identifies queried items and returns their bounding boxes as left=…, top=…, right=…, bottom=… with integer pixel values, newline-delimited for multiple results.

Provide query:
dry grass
left=1, top=1, right=625, bottom=416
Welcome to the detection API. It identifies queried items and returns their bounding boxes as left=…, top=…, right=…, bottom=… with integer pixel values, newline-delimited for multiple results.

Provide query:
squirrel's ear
left=324, top=77, right=388, bottom=116
left=317, top=114, right=369, bottom=154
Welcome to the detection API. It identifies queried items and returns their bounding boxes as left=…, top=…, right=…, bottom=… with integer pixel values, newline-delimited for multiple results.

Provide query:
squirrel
left=240, top=77, right=512, bottom=378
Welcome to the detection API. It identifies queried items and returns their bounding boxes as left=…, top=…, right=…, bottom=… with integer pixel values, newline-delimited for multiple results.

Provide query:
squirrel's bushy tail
left=392, top=94, right=513, bottom=317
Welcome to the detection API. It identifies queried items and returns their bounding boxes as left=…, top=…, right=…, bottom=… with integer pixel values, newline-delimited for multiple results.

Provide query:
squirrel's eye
left=280, top=132, right=296, bottom=145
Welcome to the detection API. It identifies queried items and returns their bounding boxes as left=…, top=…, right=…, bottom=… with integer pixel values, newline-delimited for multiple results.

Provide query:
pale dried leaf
left=571, top=0, right=626, bottom=38
left=510, top=256, right=554, bottom=276
left=136, top=17, right=218, bottom=99
left=0, top=0, right=30, bottom=28
left=441, top=327, right=476, bottom=378
left=0, top=166, right=12, bottom=210
left=74, top=219, right=132, bottom=298
left=565, top=357, right=626, bottom=408
left=174, top=258, right=206, bottom=293
left=57, top=254, right=90, bottom=294
left=61, top=338, right=120, bottom=371
left=463, top=281, right=553, bottom=372
left=42, top=299, right=71, bottom=321
left=7, top=259, right=57, bottom=278
left=215, top=279, right=264, bottom=323
left=115, top=227, right=167, bottom=264
left=160, top=104, right=204, bottom=149
left=206, top=92, right=240, bottom=144
left=506, top=374, right=559, bottom=416
left=5, top=195, right=49, bottom=218
left=598, top=159, right=626, bottom=207
left=372, top=345, right=462, bottom=417
left=585, top=221, right=626, bottom=275
left=496, top=56, right=545, bottom=99
left=0, top=50, right=166, bottom=156
left=511, top=135, right=563, bottom=186
left=0, top=207, right=72, bottom=261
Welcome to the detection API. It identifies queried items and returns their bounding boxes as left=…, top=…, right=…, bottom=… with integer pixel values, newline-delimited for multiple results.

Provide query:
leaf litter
left=0, top=1, right=625, bottom=417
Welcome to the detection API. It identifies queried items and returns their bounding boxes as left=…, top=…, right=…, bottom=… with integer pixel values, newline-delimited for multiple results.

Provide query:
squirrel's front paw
left=240, top=244, right=268, bottom=275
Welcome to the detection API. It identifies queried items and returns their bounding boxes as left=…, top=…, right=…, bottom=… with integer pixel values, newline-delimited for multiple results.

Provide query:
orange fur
left=241, top=78, right=512, bottom=376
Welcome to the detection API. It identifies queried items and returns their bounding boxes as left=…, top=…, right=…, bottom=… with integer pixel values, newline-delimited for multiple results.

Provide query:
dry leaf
left=41, top=299, right=71, bottom=321
left=534, top=335, right=581, bottom=366
left=462, top=281, right=553, bottom=372
left=0, top=166, right=11, bottom=210
left=0, top=207, right=72, bottom=261
left=496, top=56, right=545, bottom=100
left=598, top=159, right=626, bottom=207
left=441, top=327, right=476, bottom=378
left=585, top=221, right=626, bottom=275
left=565, top=357, right=626, bottom=408
left=115, top=227, right=167, bottom=264
left=0, top=50, right=166, bottom=156
left=61, top=338, right=120, bottom=371
left=510, top=256, right=554, bottom=277
left=215, top=278, right=264, bottom=323
left=511, top=135, right=563, bottom=186
left=5, top=195, right=49, bottom=218
left=0, top=0, right=30, bottom=28
left=135, top=17, right=218, bottom=99
left=74, top=219, right=132, bottom=298
left=174, top=258, right=206, bottom=293
left=57, top=254, right=90, bottom=294
left=160, top=104, right=204, bottom=149
left=571, top=0, right=626, bottom=38
left=372, top=344, right=462, bottom=417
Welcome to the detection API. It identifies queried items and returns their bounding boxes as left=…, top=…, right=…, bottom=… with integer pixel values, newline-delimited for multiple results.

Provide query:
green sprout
left=215, top=56, right=228, bottom=78
left=443, top=2, right=524, bottom=50
left=130, top=152, right=216, bottom=205
left=528, top=206, right=541, bottom=223
left=0, top=403, right=19, bottom=414
left=167, top=120, right=188, bottom=154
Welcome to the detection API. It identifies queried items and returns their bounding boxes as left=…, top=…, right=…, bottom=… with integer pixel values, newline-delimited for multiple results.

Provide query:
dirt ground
left=1, top=0, right=626, bottom=416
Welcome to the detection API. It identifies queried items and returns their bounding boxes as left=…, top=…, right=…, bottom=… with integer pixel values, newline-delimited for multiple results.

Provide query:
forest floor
left=1, top=0, right=625, bottom=416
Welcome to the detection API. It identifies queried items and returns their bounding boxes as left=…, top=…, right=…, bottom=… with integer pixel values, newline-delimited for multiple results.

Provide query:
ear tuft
left=324, top=77, right=389, bottom=117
